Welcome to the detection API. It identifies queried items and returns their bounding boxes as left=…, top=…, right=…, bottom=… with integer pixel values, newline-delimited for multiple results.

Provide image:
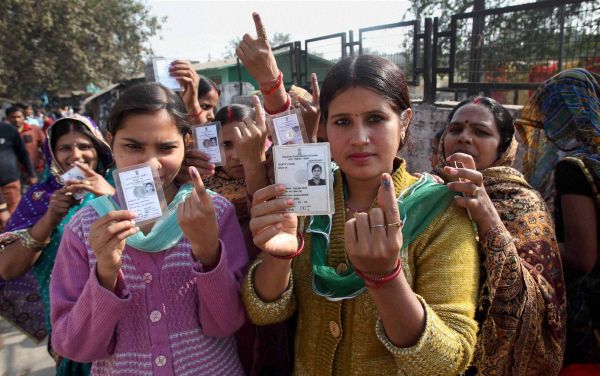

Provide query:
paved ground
left=0, top=317, right=54, bottom=376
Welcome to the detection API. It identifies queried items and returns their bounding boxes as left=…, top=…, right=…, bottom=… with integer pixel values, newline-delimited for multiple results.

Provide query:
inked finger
left=376, top=173, right=401, bottom=228
left=446, top=152, right=477, bottom=171
left=311, top=73, right=320, bottom=105
left=252, top=12, right=267, bottom=39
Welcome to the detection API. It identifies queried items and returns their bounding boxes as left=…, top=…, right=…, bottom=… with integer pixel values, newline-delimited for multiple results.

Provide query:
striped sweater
left=50, top=194, right=247, bottom=375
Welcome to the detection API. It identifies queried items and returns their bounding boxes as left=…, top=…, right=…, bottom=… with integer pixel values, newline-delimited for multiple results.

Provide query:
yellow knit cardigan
left=242, top=161, right=480, bottom=375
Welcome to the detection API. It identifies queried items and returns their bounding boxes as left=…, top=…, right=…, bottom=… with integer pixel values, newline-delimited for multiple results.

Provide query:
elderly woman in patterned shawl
left=438, top=96, right=566, bottom=375
left=0, top=115, right=114, bottom=375
left=517, top=68, right=600, bottom=368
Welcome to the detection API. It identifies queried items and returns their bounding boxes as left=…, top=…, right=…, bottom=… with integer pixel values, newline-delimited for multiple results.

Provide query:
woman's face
left=312, top=166, right=322, bottom=180
left=326, top=86, right=410, bottom=182
left=221, top=122, right=245, bottom=180
left=110, top=110, right=185, bottom=194
left=54, top=130, right=98, bottom=172
left=197, top=89, right=219, bottom=124
left=443, top=103, right=501, bottom=170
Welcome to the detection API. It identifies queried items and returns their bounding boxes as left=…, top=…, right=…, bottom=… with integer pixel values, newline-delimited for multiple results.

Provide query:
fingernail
left=447, top=168, right=458, bottom=175
left=282, top=213, right=290, bottom=218
left=189, top=166, right=199, bottom=177
left=130, top=220, right=136, bottom=226
left=134, top=227, right=139, bottom=233
left=382, top=174, right=391, bottom=189
left=286, top=199, right=294, bottom=206
left=278, top=184, right=286, bottom=191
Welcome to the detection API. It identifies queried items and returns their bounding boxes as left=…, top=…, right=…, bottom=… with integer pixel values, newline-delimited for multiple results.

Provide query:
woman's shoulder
left=65, top=203, right=101, bottom=234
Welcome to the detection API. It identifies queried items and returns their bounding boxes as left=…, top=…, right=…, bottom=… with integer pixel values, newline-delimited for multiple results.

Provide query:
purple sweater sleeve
left=50, top=226, right=131, bottom=362
left=192, top=199, right=248, bottom=337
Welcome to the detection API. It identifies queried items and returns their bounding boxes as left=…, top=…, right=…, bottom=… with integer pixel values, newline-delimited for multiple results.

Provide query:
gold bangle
left=14, top=229, right=50, bottom=252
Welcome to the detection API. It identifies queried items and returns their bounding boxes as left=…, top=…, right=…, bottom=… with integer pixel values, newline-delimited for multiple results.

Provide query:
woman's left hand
left=233, top=95, right=268, bottom=167
left=64, top=161, right=115, bottom=197
left=444, top=153, right=503, bottom=236
left=169, top=60, right=201, bottom=117
left=345, top=173, right=403, bottom=277
left=178, top=166, right=220, bottom=268
left=293, top=73, right=320, bottom=143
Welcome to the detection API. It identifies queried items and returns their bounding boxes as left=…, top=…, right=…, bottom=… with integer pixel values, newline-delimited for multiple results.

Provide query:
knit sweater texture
left=242, top=163, right=480, bottom=375
left=50, top=194, right=247, bottom=375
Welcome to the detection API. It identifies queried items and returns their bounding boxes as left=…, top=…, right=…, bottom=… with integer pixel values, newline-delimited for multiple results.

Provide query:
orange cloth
left=20, top=123, right=46, bottom=173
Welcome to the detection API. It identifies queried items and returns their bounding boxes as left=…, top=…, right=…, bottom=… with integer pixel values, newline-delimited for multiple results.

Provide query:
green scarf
left=309, top=171, right=455, bottom=301
left=88, top=184, right=194, bottom=252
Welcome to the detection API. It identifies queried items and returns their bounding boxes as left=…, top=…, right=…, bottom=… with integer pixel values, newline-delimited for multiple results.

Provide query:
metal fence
left=236, top=0, right=599, bottom=103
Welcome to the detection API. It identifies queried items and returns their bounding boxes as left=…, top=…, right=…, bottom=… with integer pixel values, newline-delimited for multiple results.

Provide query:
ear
left=399, top=108, right=412, bottom=138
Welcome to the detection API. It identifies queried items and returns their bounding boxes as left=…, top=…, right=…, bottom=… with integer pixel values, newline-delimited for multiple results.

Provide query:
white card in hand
left=60, top=166, right=87, bottom=200
left=152, top=58, right=182, bottom=92
left=273, top=143, right=335, bottom=216
left=113, top=163, right=167, bottom=225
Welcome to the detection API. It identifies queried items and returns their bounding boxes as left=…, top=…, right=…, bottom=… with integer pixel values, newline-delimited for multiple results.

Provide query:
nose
left=71, top=146, right=83, bottom=161
left=457, top=129, right=472, bottom=144
left=207, top=109, right=215, bottom=122
left=350, top=121, right=369, bottom=146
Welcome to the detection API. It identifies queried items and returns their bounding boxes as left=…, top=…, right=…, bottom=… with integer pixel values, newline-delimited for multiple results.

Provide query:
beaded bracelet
left=259, top=71, right=283, bottom=96
left=14, top=228, right=50, bottom=252
left=354, top=259, right=402, bottom=289
left=271, top=232, right=304, bottom=260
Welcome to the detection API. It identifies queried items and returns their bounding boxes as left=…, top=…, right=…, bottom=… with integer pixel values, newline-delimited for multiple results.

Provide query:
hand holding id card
left=267, top=108, right=308, bottom=145
left=192, top=122, right=226, bottom=166
left=149, top=58, right=182, bottom=92
left=61, top=166, right=87, bottom=200
left=112, top=163, right=168, bottom=226
left=273, top=143, right=334, bottom=216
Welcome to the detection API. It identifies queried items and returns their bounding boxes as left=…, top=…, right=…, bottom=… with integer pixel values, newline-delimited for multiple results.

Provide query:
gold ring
left=386, top=221, right=403, bottom=228
left=472, top=186, right=482, bottom=197
left=370, top=224, right=386, bottom=229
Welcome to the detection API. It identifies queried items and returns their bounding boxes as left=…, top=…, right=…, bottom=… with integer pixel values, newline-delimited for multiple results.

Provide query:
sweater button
left=150, top=310, right=162, bottom=323
left=155, top=355, right=167, bottom=367
left=143, top=273, right=153, bottom=283
left=328, top=321, right=341, bottom=338
left=336, top=263, right=348, bottom=274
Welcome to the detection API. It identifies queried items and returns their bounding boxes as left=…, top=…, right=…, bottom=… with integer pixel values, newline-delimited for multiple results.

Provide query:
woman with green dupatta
left=0, top=115, right=114, bottom=375
left=241, top=55, right=480, bottom=375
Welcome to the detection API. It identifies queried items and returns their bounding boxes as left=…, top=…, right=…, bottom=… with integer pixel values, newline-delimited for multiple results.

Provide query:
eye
left=223, top=141, right=234, bottom=150
left=78, top=144, right=93, bottom=150
left=475, top=129, right=491, bottom=137
left=125, top=143, right=141, bottom=150
left=367, top=114, right=384, bottom=123
left=57, top=145, right=71, bottom=152
left=201, top=104, right=212, bottom=111
left=447, top=125, right=462, bottom=135
left=160, top=144, right=178, bottom=152
left=332, top=117, right=351, bottom=127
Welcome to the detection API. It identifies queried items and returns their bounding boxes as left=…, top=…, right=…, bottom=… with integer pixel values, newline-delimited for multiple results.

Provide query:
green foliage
left=0, top=0, right=161, bottom=100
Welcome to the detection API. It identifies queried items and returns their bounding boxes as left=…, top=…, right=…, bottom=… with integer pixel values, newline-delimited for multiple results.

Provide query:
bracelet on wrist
left=0, top=203, right=7, bottom=212
left=354, top=258, right=402, bottom=289
left=271, top=232, right=304, bottom=260
left=259, top=71, right=283, bottom=96
left=264, top=94, right=291, bottom=115
left=14, top=228, right=50, bottom=252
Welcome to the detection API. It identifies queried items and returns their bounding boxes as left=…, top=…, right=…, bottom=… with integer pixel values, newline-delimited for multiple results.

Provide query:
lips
left=348, top=152, right=375, bottom=162
left=448, top=148, right=476, bottom=158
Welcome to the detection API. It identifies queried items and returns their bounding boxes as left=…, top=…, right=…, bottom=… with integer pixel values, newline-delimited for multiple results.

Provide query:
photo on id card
left=112, top=163, right=167, bottom=226
left=273, top=142, right=334, bottom=216
left=151, top=58, right=182, bottom=92
left=267, top=108, right=308, bottom=145
left=192, top=122, right=225, bottom=166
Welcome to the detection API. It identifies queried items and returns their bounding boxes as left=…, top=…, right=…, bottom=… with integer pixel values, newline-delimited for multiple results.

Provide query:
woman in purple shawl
left=0, top=115, right=113, bottom=375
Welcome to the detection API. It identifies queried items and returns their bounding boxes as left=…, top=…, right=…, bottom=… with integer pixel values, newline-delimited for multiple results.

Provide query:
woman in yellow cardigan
left=242, top=55, right=480, bottom=375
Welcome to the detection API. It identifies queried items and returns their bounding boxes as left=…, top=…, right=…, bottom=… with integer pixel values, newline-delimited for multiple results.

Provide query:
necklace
left=344, top=200, right=372, bottom=214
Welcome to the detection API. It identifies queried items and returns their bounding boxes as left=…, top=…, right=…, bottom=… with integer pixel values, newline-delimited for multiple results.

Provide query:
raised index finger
left=188, top=166, right=213, bottom=208
left=310, top=73, right=320, bottom=106
left=376, top=173, right=401, bottom=227
left=252, top=12, right=267, bottom=40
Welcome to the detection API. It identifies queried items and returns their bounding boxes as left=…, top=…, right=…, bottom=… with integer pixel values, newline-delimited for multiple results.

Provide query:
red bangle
left=354, top=259, right=402, bottom=288
left=259, top=71, right=283, bottom=96
left=271, top=232, right=304, bottom=259
left=189, top=108, right=204, bottom=119
left=264, top=94, right=291, bottom=115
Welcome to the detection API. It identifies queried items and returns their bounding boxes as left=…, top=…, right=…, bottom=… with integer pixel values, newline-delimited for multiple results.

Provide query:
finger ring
left=370, top=224, right=386, bottom=229
left=472, top=186, right=482, bottom=197
left=386, top=221, right=403, bottom=228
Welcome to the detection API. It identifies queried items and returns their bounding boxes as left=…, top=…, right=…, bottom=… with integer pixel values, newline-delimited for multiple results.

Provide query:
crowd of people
left=0, top=12, right=598, bottom=376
